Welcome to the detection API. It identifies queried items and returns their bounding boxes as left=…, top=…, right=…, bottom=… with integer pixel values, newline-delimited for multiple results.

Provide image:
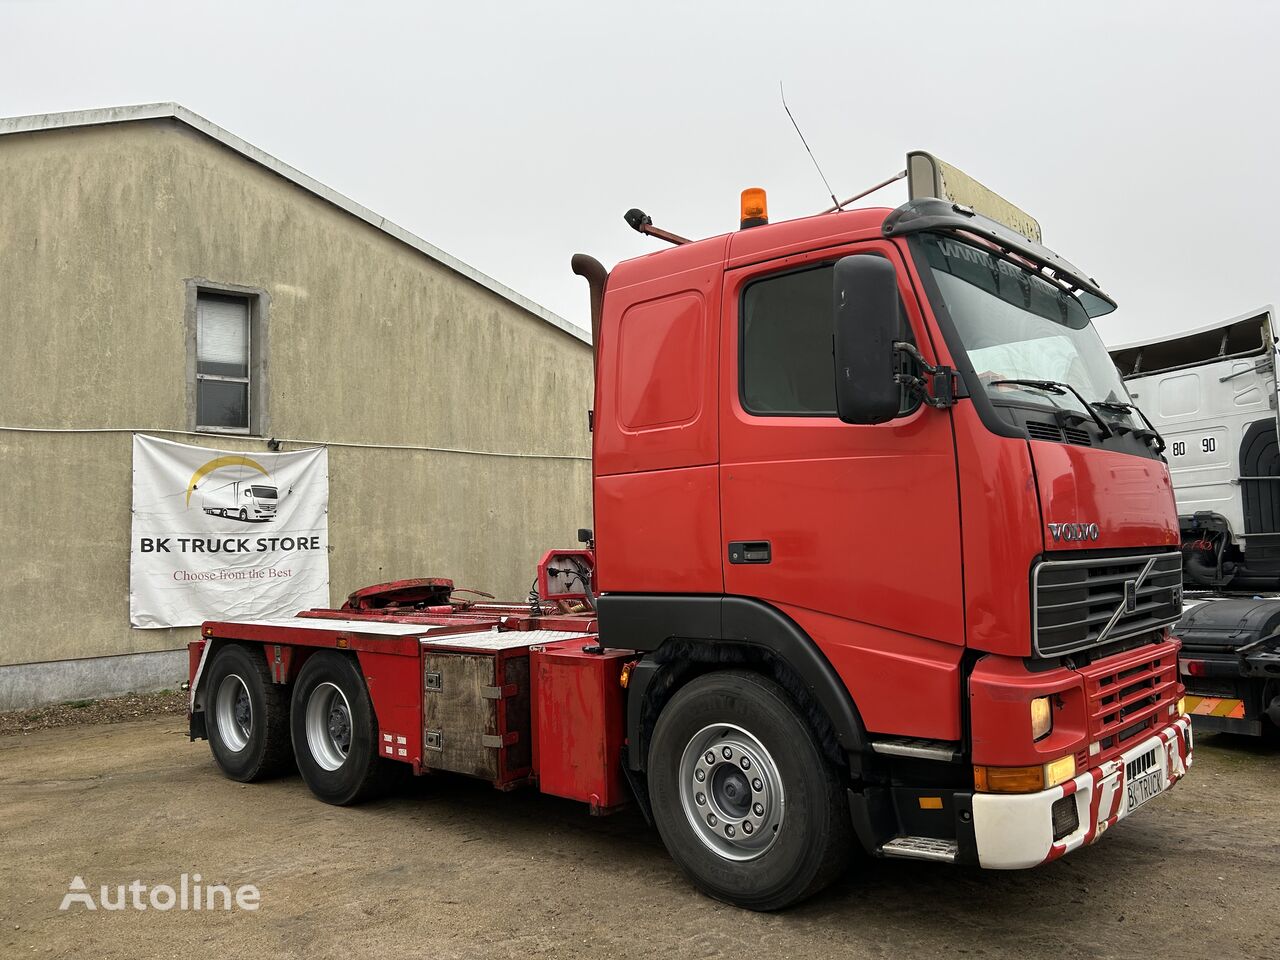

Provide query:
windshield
left=250, top=485, right=277, bottom=499
left=919, top=233, right=1131, bottom=415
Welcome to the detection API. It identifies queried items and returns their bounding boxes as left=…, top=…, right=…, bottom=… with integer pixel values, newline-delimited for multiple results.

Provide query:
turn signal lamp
left=1176, top=697, right=1187, bottom=716
left=740, top=187, right=768, bottom=229
left=974, top=754, right=1076, bottom=794
left=1030, top=696, right=1053, bottom=741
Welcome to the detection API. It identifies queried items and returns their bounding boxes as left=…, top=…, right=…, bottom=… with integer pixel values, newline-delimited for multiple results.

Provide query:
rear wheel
left=290, top=651, right=391, bottom=805
left=204, top=644, right=292, bottom=781
left=648, top=670, right=852, bottom=910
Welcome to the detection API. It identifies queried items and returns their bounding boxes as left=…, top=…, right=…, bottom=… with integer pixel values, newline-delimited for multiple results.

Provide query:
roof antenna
left=781, top=82, right=841, bottom=211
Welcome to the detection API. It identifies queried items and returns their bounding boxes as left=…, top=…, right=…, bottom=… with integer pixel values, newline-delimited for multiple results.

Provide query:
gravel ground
left=0, top=690, right=187, bottom=737
left=0, top=716, right=1277, bottom=960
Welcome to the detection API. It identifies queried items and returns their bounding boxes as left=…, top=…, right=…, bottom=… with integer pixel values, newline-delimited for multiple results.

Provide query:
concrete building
left=0, top=103, right=593, bottom=710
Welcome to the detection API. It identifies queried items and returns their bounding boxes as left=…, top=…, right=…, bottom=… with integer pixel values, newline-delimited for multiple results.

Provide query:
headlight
left=1031, top=696, right=1053, bottom=740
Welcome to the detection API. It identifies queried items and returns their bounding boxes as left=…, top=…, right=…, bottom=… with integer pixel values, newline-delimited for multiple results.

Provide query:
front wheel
left=239, top=508, right=248, bottom=521
left=647, top=670, right=853, bottom=910
left=290, top=651, right=391, bottom=805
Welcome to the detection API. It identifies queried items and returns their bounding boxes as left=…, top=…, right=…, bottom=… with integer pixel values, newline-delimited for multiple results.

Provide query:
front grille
left=1033, top=551, right=1182, bottom=656
left=1079, top=639, right=1181, bottom=764
left=1125, top=748, right=1157, bottom=781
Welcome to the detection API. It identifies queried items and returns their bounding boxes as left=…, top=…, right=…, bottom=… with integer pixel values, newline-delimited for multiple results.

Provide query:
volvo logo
left=1097, top=556, right=1157, bottom=646
left=1123, top=578, right=1138, bottom=614
left=1047, top=522, right=1100, bottom=542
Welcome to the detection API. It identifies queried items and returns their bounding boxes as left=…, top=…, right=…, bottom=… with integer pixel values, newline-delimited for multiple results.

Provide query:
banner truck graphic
left=201, top=478, right=279, bottom=522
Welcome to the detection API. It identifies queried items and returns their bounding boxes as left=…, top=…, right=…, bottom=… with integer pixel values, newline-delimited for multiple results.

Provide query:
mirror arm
left=892, top=341, right=961, bottom=409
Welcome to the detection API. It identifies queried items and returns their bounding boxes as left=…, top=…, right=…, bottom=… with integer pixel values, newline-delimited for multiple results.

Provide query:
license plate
left=1126, top=768, right=1166, bottom=813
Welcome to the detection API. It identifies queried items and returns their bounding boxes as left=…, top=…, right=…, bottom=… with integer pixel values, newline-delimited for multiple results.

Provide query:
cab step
left=879, top=836, right=958, bottom=863
left=869, top=736, right=961, bottom=762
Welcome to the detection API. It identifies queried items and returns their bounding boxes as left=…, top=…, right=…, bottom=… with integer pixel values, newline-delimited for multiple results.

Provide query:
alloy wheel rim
left=678, top=722, right=785, bottom=861
left=214, top=674, right=252, bottom=752
left=305, top=681, right=352, bottom=771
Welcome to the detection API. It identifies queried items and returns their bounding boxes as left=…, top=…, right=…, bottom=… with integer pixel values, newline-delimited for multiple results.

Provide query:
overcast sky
left=1, top=0, right=1275, bottom=345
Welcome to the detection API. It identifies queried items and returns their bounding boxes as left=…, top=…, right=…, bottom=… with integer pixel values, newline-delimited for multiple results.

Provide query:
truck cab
left=578, top=154, right=1193, bottom=905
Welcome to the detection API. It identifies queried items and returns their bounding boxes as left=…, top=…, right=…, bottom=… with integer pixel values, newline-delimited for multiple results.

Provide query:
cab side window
left=740, top=261, right=917, bottom=417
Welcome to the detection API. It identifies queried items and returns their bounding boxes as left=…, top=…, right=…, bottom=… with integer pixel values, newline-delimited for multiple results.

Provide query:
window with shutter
left=196, top=293, right=252, bottom=431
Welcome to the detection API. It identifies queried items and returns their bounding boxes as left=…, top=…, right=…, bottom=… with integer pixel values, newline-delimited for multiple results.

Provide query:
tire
left=290, top=651, right=391, bottom=805
left=205, top=643, right=292, bottom=782
left=647, top=670, right=853, bottom=910
left=239, top=508, right=248, bottom=521
left=1261, top=681, right=1280, bottom=746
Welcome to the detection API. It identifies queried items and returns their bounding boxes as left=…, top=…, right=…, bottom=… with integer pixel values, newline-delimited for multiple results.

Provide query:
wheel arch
left=191, top=638, right=315, bottom=736
left=598, top=595, right=869, bottom=776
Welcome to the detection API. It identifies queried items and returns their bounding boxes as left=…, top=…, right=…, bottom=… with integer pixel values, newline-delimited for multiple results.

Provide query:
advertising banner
left=130, top=435, right=330, bottom=628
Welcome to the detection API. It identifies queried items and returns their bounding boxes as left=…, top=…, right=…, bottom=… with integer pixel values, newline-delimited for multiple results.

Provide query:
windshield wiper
left=1091, top=399, right=1167, bottom=453
left=986, top=379, right=1114, bottom=439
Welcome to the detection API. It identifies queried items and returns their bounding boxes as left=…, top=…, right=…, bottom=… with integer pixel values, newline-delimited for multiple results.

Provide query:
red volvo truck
left=187, top=153, right=1193, bottom=910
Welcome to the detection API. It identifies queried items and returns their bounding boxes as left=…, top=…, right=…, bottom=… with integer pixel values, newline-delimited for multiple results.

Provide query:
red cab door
left=718, top=239, right=966, bottom=739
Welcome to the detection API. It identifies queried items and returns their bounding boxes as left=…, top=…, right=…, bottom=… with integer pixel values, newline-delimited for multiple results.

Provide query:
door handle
left=728, top=541, right=771, bottom=564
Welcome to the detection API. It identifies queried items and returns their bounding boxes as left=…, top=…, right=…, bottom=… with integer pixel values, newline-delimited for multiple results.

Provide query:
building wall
left=0, top=119, right=593, bottom=706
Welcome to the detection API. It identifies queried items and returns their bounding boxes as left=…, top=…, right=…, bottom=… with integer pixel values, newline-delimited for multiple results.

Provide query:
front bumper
left=971, top=716, right=1192, bottom=869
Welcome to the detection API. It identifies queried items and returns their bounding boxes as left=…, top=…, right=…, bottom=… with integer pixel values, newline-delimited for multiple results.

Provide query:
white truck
left=1110, top=306, right=1280, bottom=739
left=1109, top=306, right=1278, bottom=591
left=200, top=478, right=278, bottom=521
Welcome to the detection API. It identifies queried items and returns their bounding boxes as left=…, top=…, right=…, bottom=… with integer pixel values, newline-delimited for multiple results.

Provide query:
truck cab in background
left=1109, top=307, right=1279, bottom=591
left=578, top=153, right=1191, bottom=905
left=1110, top=308, right=1280, bottom=739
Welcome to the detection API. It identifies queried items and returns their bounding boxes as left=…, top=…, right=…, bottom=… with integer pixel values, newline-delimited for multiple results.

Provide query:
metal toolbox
left=419, top=629, right=593, bottom=788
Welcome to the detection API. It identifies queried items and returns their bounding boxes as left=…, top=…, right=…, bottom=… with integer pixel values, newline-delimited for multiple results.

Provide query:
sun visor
left=907, top=151, right=1042, bottom=244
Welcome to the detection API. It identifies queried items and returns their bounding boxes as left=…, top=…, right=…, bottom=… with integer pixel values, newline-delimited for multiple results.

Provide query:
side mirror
left=833, top=255, right=901, bottom=425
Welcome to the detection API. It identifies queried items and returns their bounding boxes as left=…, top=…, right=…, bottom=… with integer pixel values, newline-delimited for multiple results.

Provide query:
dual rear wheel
left=204, top=645, right=391, bottom=805
left=204, top=648, right=849, bottom=909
